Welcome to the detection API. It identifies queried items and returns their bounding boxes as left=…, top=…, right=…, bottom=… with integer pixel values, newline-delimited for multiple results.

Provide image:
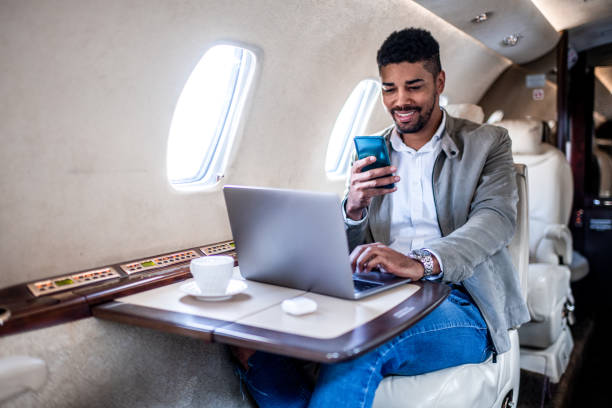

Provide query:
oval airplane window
left=167, top=44, right=256, bottom=190
left=325, top=79, right=380, bottom=180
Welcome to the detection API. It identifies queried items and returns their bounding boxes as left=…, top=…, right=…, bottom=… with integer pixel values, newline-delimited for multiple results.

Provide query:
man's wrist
left=347, top=209, right=364, bottom=221
left=345, top=201, right=365, bottom=221
left=342, top=198, right=368, bottom=226
left=409, top=249, right=435, bottom=278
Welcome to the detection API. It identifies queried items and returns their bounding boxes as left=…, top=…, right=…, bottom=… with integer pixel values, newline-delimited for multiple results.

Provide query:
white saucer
left=180, top=279, right=247, bottom=301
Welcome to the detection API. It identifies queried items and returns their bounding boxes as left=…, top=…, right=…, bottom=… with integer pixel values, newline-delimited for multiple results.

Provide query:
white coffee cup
left=190, top=255, right=234, bottom=295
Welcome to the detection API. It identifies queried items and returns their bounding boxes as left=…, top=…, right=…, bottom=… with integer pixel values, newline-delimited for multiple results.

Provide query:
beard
left=392, top=93, right=437, bottom=134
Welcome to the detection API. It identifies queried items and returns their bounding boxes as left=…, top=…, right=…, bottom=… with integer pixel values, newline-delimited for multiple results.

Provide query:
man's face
left=379, top=61, right=445, bottom=134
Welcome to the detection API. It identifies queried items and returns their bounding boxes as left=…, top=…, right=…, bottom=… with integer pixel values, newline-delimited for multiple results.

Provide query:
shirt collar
left=390, top=110, right=446, bottom=154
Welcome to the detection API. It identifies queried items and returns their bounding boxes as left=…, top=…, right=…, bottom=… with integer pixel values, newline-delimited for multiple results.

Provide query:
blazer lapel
left=434, top=116, right=461, bottom=237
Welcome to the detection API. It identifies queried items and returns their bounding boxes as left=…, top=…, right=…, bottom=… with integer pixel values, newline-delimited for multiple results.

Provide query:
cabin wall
left=595, top=74, right=612, bottom=120
left=478, top=64, right=558, bottom=122
left=479, top=50, right=558, bottom=122
left=0, top=0, right=510, bottom=288
left=0, top=318, right=249, bottom=408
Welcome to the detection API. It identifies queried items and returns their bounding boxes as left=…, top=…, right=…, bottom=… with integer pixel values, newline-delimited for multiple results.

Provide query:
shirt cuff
left=342, top=198, right=368, bottom=226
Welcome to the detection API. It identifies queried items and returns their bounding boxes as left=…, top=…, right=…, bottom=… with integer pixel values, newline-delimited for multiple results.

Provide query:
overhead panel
left=412, top=0, right=560, bottom=64
left=530, top=0, right=612, bottom=32
left=569, top=17, right=612, bottom=52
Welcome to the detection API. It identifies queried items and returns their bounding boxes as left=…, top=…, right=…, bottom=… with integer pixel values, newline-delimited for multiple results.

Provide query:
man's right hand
left=345, top=156, right=399, bottom=221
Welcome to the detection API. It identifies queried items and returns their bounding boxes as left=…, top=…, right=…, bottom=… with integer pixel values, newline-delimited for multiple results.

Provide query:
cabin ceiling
left=412, top=0, right=612, bottom=63
left=531, top=0, right=612, bottom=32
left=413, top=0, right=612, bottom=114
left=412, top=0, right=560, bottom=65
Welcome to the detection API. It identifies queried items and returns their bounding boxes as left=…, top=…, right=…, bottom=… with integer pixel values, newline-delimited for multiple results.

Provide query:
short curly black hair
left=376, top=28, right=441, bottom=76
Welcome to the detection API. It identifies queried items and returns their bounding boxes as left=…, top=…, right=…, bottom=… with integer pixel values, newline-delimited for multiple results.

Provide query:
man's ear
left=437, top=70, right=446, bottom=95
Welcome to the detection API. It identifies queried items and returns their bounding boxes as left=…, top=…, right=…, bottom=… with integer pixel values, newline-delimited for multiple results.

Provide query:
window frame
left=324, top=78, right=381, bottom=181
left=167, top=42, right=259, bottom=192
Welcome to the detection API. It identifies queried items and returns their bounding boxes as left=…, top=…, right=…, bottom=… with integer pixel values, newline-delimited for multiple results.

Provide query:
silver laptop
left=223, top=185, right=411, bottom=299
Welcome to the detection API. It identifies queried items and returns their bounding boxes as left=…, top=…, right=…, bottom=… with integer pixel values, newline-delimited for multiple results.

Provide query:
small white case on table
left=281, top=297, right=317, bottom=315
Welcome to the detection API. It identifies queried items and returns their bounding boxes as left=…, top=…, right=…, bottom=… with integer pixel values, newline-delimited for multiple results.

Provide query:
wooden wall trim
left=557, top=30, right=569, bottom=153
left=569, top=53, right=596, bottom=211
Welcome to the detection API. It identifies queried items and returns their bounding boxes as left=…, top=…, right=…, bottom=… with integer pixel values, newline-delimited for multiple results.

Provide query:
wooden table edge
left=213, top=281, right=450, bottom=362
left=92, top=281, right=450, bottom=362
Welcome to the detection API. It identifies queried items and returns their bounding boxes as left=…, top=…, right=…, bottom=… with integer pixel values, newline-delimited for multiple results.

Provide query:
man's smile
left=392, top=106, right=421, bottom=124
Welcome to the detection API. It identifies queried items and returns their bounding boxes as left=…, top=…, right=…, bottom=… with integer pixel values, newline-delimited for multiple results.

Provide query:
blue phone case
left=353, top=136, right=394, bottom=189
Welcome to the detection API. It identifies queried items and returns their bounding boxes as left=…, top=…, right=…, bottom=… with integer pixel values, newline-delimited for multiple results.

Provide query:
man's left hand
left=350, top=243, right=426, bottom=280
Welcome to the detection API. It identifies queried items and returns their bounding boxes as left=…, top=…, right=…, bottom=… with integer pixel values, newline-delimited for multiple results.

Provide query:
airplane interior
left=1, top=1, right=612, bottom=407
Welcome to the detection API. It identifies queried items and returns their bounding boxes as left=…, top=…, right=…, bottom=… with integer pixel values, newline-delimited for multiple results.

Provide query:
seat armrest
left=534, top=224, right=573, bottom=265
left=526, top=264, right=571, bottom=322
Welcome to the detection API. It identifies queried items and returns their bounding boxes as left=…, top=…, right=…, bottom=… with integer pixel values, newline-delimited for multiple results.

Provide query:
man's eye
left=382, top=88, right=395, bottom=93
left=408, top=86, right=421, bottom=91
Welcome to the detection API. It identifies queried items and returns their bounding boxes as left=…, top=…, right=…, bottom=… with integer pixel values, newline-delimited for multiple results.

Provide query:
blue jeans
left=236, top=286, right=493, bottom=408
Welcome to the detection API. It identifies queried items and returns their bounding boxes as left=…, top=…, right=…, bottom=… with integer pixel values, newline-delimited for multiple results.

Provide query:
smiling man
left=382, top=59, right=442, bottom=135
left=235, top=28, right=529, bottom=408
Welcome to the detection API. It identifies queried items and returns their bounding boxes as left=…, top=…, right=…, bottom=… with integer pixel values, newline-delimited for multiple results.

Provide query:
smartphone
left=353, top=136, right=395, bottom=189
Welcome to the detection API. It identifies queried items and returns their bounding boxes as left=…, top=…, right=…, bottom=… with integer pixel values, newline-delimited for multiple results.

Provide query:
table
left=93, top=267, right=449, bottom=362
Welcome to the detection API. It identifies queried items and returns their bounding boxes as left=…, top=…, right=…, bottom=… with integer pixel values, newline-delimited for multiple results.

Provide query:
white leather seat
left=372, top=164, right=529, bottom=408
left=495, top=119, right=577, bottom=382
left=445, top=103, right=485, bottom=124
left=487, top=110, right=505, bottom=124
left=496, top=119, right=586, bottom=280
left=594, top=146, right=612, bottom=197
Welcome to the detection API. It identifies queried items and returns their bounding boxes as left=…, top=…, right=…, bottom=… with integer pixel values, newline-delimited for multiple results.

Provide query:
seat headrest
left=445, top=104, right=484, bottom=124
left=494, top=119, right=543, bottom=155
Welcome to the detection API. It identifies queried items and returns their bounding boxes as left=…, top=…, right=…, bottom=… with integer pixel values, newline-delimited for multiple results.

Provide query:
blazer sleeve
left=426, top=129, right=518, bottom=282
left=341, top=126, right=394, bottom=250
left=342, top=151, right=371, bottom=251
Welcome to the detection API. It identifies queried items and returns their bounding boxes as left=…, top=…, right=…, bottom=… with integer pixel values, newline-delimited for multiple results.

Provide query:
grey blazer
left=344, top=115, right=530, bottom=354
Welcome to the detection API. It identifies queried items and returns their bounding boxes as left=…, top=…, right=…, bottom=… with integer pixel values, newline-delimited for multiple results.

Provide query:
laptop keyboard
left=353, top=279, right=383, bottom=293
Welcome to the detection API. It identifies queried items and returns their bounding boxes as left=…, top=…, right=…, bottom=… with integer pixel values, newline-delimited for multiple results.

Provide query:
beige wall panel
left=479, top=65, right=558, bottom=123
left=0, top=0, right=509, bottom=288
left=595, top=72, right=612, bottom=120
left=0, top=318, right=248, bottom=407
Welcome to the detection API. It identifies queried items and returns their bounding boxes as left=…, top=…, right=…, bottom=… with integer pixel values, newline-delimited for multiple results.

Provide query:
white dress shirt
left=388, top=112, right=446, bottom=268
left=343, top=111, right=447, bottom=276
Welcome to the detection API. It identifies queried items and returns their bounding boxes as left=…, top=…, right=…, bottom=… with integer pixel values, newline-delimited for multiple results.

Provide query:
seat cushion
left=373, top=331, right=519, bottom=408
left=495, top=119, right=543, bottom=155
left=445, top=104, right=484, bottom=124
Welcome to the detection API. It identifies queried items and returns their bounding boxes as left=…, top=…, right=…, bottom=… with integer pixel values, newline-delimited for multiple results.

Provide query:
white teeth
left=397, top=112, right=415, bottom=117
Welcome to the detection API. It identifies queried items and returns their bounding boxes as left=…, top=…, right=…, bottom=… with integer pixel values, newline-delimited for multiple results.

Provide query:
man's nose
left=396, top=88, right=414, bottom=107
